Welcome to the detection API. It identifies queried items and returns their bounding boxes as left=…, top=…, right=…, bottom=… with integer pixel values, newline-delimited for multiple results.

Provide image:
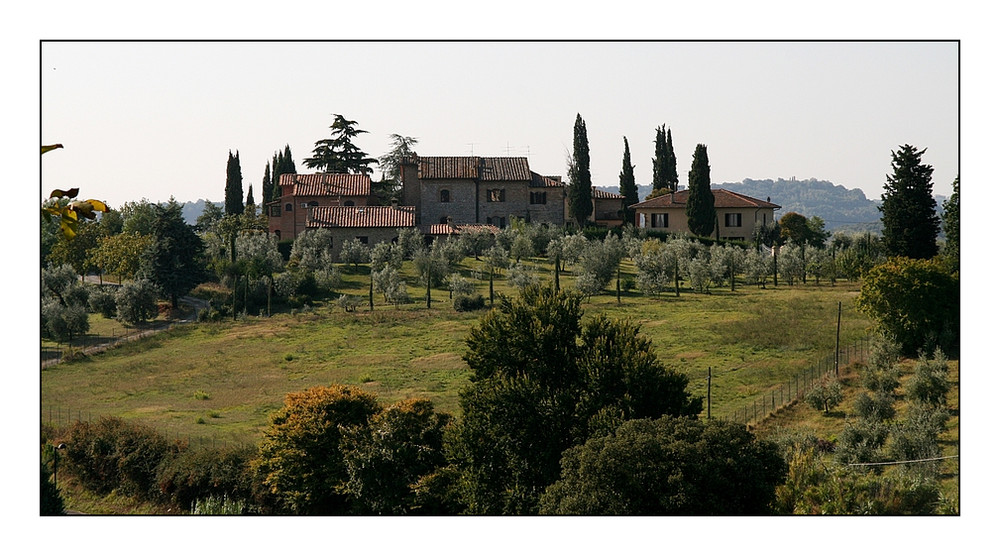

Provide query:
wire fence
left=720, top=336, right=871, bottom=427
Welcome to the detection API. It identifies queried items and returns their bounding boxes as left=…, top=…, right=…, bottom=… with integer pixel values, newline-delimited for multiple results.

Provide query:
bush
left=115, top=278, right=159, bottom=325
left=853, top=391, right=896, bottom=422
left=336, top=294, right=363, bottom=312
left=88, top=287, right=118, bottom=318
left=905, top=349, right=951, bottom=407
left=860, top=364, right=901, bottom=395
left=61, top=416, right=179, bottom=499
left=156, top=445, right=256, bottom=512
left=41, top=298, right=90, bottom=342
left=856, top=257, right=959, bottom=355
left=805, top=377, right=844, bottom=413
left=453, top=294, right=486, bottom=312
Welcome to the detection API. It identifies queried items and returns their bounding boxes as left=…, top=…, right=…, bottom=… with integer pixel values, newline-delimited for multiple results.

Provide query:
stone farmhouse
left=629, top=189, right=781, bottom=242
left=267, top=155, right=627, bottom=258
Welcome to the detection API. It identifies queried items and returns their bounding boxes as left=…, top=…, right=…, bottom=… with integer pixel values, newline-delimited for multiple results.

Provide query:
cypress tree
left=879, top=145, right=940, bottom=259
left=246, top=184, right=255, bottom=212
left=567, top=113, right=593, bottom=228
left=619, top=137, right=638, bottom=225
left=651, top=125, right=668, bottom=195
left=262, top=162, right=273, bottom=207
left=685, top=144, right=716, bottom=237
left=664, top=128, right=678, bottom=192
left=224, top=151, right=244, bottom=216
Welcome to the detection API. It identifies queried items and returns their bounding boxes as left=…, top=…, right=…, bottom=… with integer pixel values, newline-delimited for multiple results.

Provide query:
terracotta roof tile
left=280, top=173, right=371, bottom=197
left=591, top=186, right=624, bottom=199
left=306, top=205, right=415, bottom=229
left=628, top=188, right=780, bottom=210
left=531, top=172, right=565, bottom=188
left=417, top=156, right=532, bottom=181
left=426, top=223, right=500, bottom=236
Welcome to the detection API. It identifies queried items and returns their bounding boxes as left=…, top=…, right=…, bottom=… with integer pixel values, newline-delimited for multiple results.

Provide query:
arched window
left=440, top=189, right=451, bottom=203
left=440, top=215, right=450, bottom=224
left=274, top=230, right=281, bottom=240
left=285, top=203, right=292, bottom=212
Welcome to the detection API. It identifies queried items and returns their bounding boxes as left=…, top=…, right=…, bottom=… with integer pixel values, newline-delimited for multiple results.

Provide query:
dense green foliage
left=879, top=145, right=940, bottom=259
left=685, top=144, right=716, bottom=237
left=540, top=416, right=786, bottom=515
left=144, top=200, right=208, bottom=308
left=856, top=257, right=958, bottom=354
left=449, top=286, right=701, bottom=514
left=251, top=384, right=382, bottom=514
left=567, top=113, right=593, bottom=228
left=941, top=176, right=959, bottom=270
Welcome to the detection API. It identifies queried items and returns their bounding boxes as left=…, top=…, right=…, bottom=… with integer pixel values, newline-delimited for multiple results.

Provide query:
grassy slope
left=41, top=257, right=873, bottom=448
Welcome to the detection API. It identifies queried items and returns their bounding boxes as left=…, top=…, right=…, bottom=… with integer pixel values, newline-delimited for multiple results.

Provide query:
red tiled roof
left=280, top=173, right=371, bottom=197
left=592, top=186, right=624, bottom=199
left=628, top=189, right=780, bottom=209
left=531, top=172, right=565, bottom=188
left=306, top=205, right=415, bottom=229
left=426, top=223, right=500, bottom=236
left=417, top=156, right=532, bottom=182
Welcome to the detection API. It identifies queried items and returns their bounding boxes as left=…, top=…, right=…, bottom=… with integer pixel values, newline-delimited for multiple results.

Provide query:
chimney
left=391, top=197, right=398, bottom=209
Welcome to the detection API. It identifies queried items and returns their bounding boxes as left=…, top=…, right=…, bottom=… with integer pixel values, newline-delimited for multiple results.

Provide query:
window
left=285, top=203, right=293, bottom=212
left=530, top=191, right=547, bottom=205
left=440, top=215, right=450, bottom=224
left=269, top=205, right=281, bottom=217
left=343, top=200, right=355, bottom=207
left=487, top=188, right=505, bottom=202
left=308, top=201, right=319, bottom=207
left=725, top=213, right=742, bottom=227
left=440, top=189, right=451, bottom=203
left=650, top=213, right=667, bottom=228
left=356, top=236, right=369, bottom=245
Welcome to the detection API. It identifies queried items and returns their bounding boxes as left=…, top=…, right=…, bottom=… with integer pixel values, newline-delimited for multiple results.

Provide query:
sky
left=40, top=40, right=958, bottom=209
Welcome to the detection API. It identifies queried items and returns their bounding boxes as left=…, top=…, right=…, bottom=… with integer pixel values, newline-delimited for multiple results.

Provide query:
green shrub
left=805, top=377, right=844, bottom=413
left=156, top=445, right=256, bottom=511
left=61, top=416, right=179, bottom=499
left=88, top=287, right=118, bottom=318
left=453, top=294, right=486, bottom=312
left=905, top=349, right=951, bottom=407
left=853, top=391, right=896, bottom=422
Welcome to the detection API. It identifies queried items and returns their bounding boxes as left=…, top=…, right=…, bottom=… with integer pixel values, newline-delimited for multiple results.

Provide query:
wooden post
left=835, top=301, right=842, bottom=377
left=706, top=367, right=712, bottom=419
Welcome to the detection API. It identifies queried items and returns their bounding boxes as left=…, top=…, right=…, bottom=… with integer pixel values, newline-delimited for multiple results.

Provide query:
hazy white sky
left=41, top=40, right=958, bottom=208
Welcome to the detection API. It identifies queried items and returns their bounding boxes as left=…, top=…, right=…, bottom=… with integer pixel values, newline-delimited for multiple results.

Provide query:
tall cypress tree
left=224, top=150, right=244, bottom=216
left=685, top=144, right=716, bottom=237
left=262, top=162, right=273, bottom=207
left=879, top=144, right=940, bottom=259
left=664, top=128, right=678, bottom=192
left=246, top=184, right=255, bottom=212
left=619, top=137, right=638, bottom=225
left=567, top=113, right=593, bottom=228
left=651, top=126, right=668, bottom=195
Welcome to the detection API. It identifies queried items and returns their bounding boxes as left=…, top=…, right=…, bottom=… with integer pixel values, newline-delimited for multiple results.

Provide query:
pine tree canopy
left=304, top=115, right=377, bottom=175
left=879, top=144, right=940, bottom=259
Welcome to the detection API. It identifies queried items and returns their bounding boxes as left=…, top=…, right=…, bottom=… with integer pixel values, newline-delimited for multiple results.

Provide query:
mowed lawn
left=41, top=261, right=873, bottom=447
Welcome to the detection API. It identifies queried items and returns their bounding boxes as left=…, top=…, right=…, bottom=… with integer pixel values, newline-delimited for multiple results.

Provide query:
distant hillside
left=597, top=178, right=886, bottom=233
left=180, top=199, right=222, bottom=225
left=718, top=178, right=883, bottom=233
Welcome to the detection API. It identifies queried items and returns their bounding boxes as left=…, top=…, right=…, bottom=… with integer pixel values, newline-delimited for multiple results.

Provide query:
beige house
left=629, top=189, right=780, bottom=241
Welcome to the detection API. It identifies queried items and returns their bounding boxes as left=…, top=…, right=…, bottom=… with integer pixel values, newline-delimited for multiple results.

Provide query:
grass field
left=41, top=257, right=875, bottom=449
